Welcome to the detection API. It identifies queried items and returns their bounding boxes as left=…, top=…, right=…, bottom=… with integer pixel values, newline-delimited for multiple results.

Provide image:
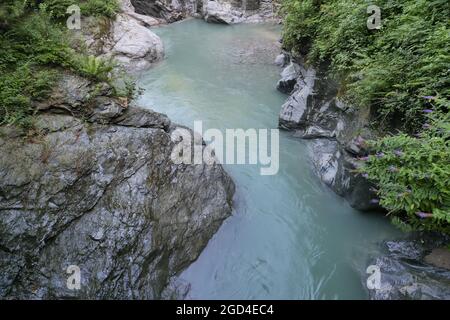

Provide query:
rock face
left=368, top=235, right=450, bottom=300
left=276, top=61, right=300, bottom=94
left=131, top=0, right=187, bottom=22
left=0, top=74, right=235, bottom=299
left=277, top=57, right=379, bottom=211
left=120, top=0, right=164, bottom=26
left=202, top=0, right=276, bottom=24
left=131, top=0, right=277, bottom=24
left=276, top=56, right=450, bottom=300
left=105, top=2, right=164, bottom=71
left=77, top=1, right=164, bottom=72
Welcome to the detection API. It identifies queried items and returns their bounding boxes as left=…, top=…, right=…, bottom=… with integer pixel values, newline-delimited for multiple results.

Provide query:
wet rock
left=276, top=62, right=301, bottom=94
left=367, top=235, right=450, bottom=300
left=0, top=77, right=235, bottom=299
left=308, top=139, right=339, bottom=186
left=131, top=0, right=187, bottom=23
left=279, top=68, right=315, bottom=129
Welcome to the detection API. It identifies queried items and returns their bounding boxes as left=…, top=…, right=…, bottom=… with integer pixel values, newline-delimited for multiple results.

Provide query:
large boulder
left=0, top=74, right=235, bottom=299
left=276, top=62, right=302, bottom=94
left=73, top=2, right=164, bottom=72
left=279, top=67, right=315, bottom=130
left=104, top=13, right=164, bottom=71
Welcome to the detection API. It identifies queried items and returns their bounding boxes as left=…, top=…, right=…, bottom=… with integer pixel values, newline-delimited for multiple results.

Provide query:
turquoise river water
left=137, top=19, right=402, bottom=299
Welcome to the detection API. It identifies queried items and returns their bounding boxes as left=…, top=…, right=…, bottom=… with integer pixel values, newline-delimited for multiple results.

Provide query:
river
left=136, top=19, right=402, bottom=299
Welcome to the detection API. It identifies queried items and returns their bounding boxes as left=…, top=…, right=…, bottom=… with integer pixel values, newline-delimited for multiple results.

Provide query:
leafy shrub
left=5, top=7, right=74, bottom=68
left=74, top=54, right=116, bottom=82
left=362, top=99, right=450, bottom=233
left=80, top=0, right=120, bottom=18
left=37, top=0, right=120, bottom=20
left=281, top=0, right=450, bottom=131
left=0, top=0, right=27, bottom=27
left=41, top=0, right=77, bottom=19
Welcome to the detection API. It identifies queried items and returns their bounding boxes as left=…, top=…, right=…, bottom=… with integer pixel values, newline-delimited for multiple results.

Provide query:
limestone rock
left=105, top=13, right=164, bottom=71
left=368, top=235, right=450, bottom=300
left=0, top=74, right=235, bottom=299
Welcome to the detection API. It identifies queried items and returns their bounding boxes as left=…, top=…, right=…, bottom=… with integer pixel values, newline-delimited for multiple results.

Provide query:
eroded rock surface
left=0, top=74, right=235, bottom=299
left=131, top=0, right=277, bottom=24
left=202, top=0, right=276, bottom=24
left=368, top=235, right=450, bottom=300
left=277, top=58, right=378, bottom=211
left=105, top=12, right=164, bottom=71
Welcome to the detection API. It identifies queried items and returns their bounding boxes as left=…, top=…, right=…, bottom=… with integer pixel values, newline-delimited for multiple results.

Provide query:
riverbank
left=0, top=1, right=235, bottom=299
left=276, top=0, right=450, bottom=298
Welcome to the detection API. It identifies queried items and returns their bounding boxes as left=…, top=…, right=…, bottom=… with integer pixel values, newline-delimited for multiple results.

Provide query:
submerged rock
left=367, top=235, right=450, bottom=300
left=0, top=74, right=235, bottom=299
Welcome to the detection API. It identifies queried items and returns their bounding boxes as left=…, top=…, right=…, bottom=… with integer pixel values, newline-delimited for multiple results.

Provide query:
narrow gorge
left=0, top=0, right=449, bottom=300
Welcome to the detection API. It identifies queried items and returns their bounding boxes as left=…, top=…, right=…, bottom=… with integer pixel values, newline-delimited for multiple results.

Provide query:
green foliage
left=111, top=78, right=143, bottom=101
left=79, top=0, right=120, bottom=18
left=5, top=7, right=74, bottom=67
left=362, top=99, right=450, bottom=233
left=74, top=55, right=116, bottom=82
left=0, top=0, right=123, bottom=127
left=282, top=0, right=450, bottom=234
left=281, top=0, right=450, bottom=131
left=280, top=0, right=320, bottom=55
left=0, top=0, right=27, bottom=27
